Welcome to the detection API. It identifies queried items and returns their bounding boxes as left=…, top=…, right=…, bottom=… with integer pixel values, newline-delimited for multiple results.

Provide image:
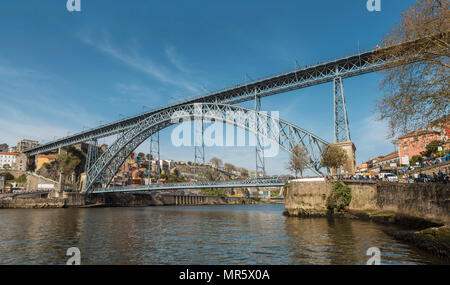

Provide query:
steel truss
left=26, top=38, right=416, bottom=156
left=85, top=139, right=98, bottom=170
left=149, top=132, right=160, bottom=179
left=85, top=103, right=329, bottom=193
left=91, top=178, right=289, bottom=194
left=254, top=95, right=266, bottom=177
left=194, top=114, right=205, bottom=179
left=333, top=76, right=351, bottom=142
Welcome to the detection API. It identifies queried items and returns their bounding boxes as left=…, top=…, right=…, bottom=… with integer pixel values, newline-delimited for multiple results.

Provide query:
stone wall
left=0, top=170, right=24, bottom=179
left=0, top=192, right=252, bottom=209
left=0, top=198, right=65, bottom=209
left=25, top=173, right=59, bottom=191
left=284, top=180, right=450, bottom=225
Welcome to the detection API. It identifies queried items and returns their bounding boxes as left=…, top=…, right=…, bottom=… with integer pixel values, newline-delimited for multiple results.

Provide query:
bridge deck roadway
left=91, top=179, right=288, bottom=194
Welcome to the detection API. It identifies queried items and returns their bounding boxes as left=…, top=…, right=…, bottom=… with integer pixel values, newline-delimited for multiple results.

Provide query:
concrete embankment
left=283, top=180, right=450, bottom=260
left=0, top=192, right=257, bottom=209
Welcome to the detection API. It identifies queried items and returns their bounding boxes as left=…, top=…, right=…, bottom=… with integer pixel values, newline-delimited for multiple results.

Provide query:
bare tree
left=286, top=145, right=309, bottom=178
left=210, top=157, right=223, bottom=168
left=374, top=0, right=449, bottom=137
left=239, top=168, right=249, bottom=178
left=224, top=163, right=236, bottom=173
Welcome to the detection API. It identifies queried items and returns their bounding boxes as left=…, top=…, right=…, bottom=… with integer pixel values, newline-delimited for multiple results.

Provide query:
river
left=0, top=204, right=445, bottom=265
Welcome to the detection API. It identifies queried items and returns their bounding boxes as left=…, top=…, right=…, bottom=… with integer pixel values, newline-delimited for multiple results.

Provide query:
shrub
left=326, top=182, right=352, bottom=213
left=15, top=174, right=27, bottom=183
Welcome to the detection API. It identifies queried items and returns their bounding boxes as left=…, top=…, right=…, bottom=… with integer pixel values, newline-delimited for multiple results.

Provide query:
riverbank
left=283, top=180, right=450, bottom=261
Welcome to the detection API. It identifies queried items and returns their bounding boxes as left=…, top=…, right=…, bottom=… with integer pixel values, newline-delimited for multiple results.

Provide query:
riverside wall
left=0, top=192, right=254, bottom=209
left=284, top=180, right=450, bottom=225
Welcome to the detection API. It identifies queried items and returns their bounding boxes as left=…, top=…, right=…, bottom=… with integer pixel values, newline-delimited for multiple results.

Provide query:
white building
left=0, top=152, right=27, bottom=171
left=0, top=152, right=17, bottom=169
left=151, top=159, right=175, bottom=171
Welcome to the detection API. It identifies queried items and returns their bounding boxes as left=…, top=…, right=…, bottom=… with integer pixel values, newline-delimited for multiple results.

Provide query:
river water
left=0, top=204, right=445, bottom=265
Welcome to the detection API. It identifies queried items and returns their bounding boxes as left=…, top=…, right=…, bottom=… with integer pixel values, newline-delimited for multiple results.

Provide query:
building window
left=403, top=146, right=408, bottom=151
left=414, top=136, right=418, bottom=142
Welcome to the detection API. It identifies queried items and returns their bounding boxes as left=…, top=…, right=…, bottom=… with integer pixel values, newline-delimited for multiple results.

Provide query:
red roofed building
left=397, top=121, right=449, bottom=165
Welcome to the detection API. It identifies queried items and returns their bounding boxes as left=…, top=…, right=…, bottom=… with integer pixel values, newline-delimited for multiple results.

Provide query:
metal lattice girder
left=333, top=76, right=351, bottom=142
left=85, top=103, right=329, bottom=192
left=85, top=139, right=98, bottom=170
left=150, top=132, right=160, bottom=179
left=193, top=116, right=205, bottom=179
left=254, top=95, right=265, bottom=177
left=27, top=36, right=432, bottom=156
left=91, top=178, right=290, bottom=194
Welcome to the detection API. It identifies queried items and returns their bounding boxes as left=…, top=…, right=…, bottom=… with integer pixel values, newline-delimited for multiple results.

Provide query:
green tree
left=15, top=174, right=27, bottom=183
left=410, top=155, right=424, bottom=166
left=320, top=145, right=348, bottom=175
left=420, top=140, right=444, bottom=157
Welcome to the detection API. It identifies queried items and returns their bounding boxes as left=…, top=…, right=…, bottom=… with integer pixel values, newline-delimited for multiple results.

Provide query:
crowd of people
left=326, top=170, right=449, bottom=184
left=404, top=171, right=449, bottom=184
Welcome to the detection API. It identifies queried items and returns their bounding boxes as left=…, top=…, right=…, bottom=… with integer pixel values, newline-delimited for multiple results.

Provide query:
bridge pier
left=173, top=195, right=212, bottom=206
left=331, top=141, right=357, bottom=175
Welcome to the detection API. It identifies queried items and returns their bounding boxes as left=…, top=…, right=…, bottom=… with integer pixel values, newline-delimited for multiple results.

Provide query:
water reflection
left=0, top=205, right=445, bottom=265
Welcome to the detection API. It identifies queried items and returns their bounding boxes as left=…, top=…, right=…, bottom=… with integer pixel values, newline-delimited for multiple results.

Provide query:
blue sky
left=0, top=0, right=417, bottom=175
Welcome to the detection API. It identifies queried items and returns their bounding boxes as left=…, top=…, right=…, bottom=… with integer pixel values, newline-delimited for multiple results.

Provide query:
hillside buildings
left=17, top=139, right=39, bottom=153
left=398, top=125, right=449, bottom=165
left=0, top=152, right=28, bottom=171
left=357, top=120, right=449, bottom=173
left=36, top=154, right=57, bottom=171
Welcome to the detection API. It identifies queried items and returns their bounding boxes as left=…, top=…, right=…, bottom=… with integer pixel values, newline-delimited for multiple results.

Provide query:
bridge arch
left=85, top=103, right=329, bottom=192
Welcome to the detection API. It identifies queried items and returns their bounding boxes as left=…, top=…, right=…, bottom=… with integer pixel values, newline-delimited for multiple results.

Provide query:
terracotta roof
left=379, top=151, right=399, bottom=162
left=0, top=152, right=21, bottom=156
left=398, top=129, right=441, bottom=139
left=37, top=154, right=57, bottom=159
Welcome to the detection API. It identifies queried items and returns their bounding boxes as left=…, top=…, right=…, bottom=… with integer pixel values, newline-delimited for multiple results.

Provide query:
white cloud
left=0, top=118, right=69, bottom=146
left=165, top=45, right=191, bottom=73
left=79, top=34, right=201, bottom=94
left=353, top=114, right=396, bottom=164
left=0, top=62, right=105, bottom=146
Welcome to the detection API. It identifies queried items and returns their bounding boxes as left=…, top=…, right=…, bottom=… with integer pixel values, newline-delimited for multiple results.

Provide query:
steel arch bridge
left=85, top=103, right=329, bottom=193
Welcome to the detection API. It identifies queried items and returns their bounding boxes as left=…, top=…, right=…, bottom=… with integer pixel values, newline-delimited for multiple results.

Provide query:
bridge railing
left=91, top=178, right=289, bottom=193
